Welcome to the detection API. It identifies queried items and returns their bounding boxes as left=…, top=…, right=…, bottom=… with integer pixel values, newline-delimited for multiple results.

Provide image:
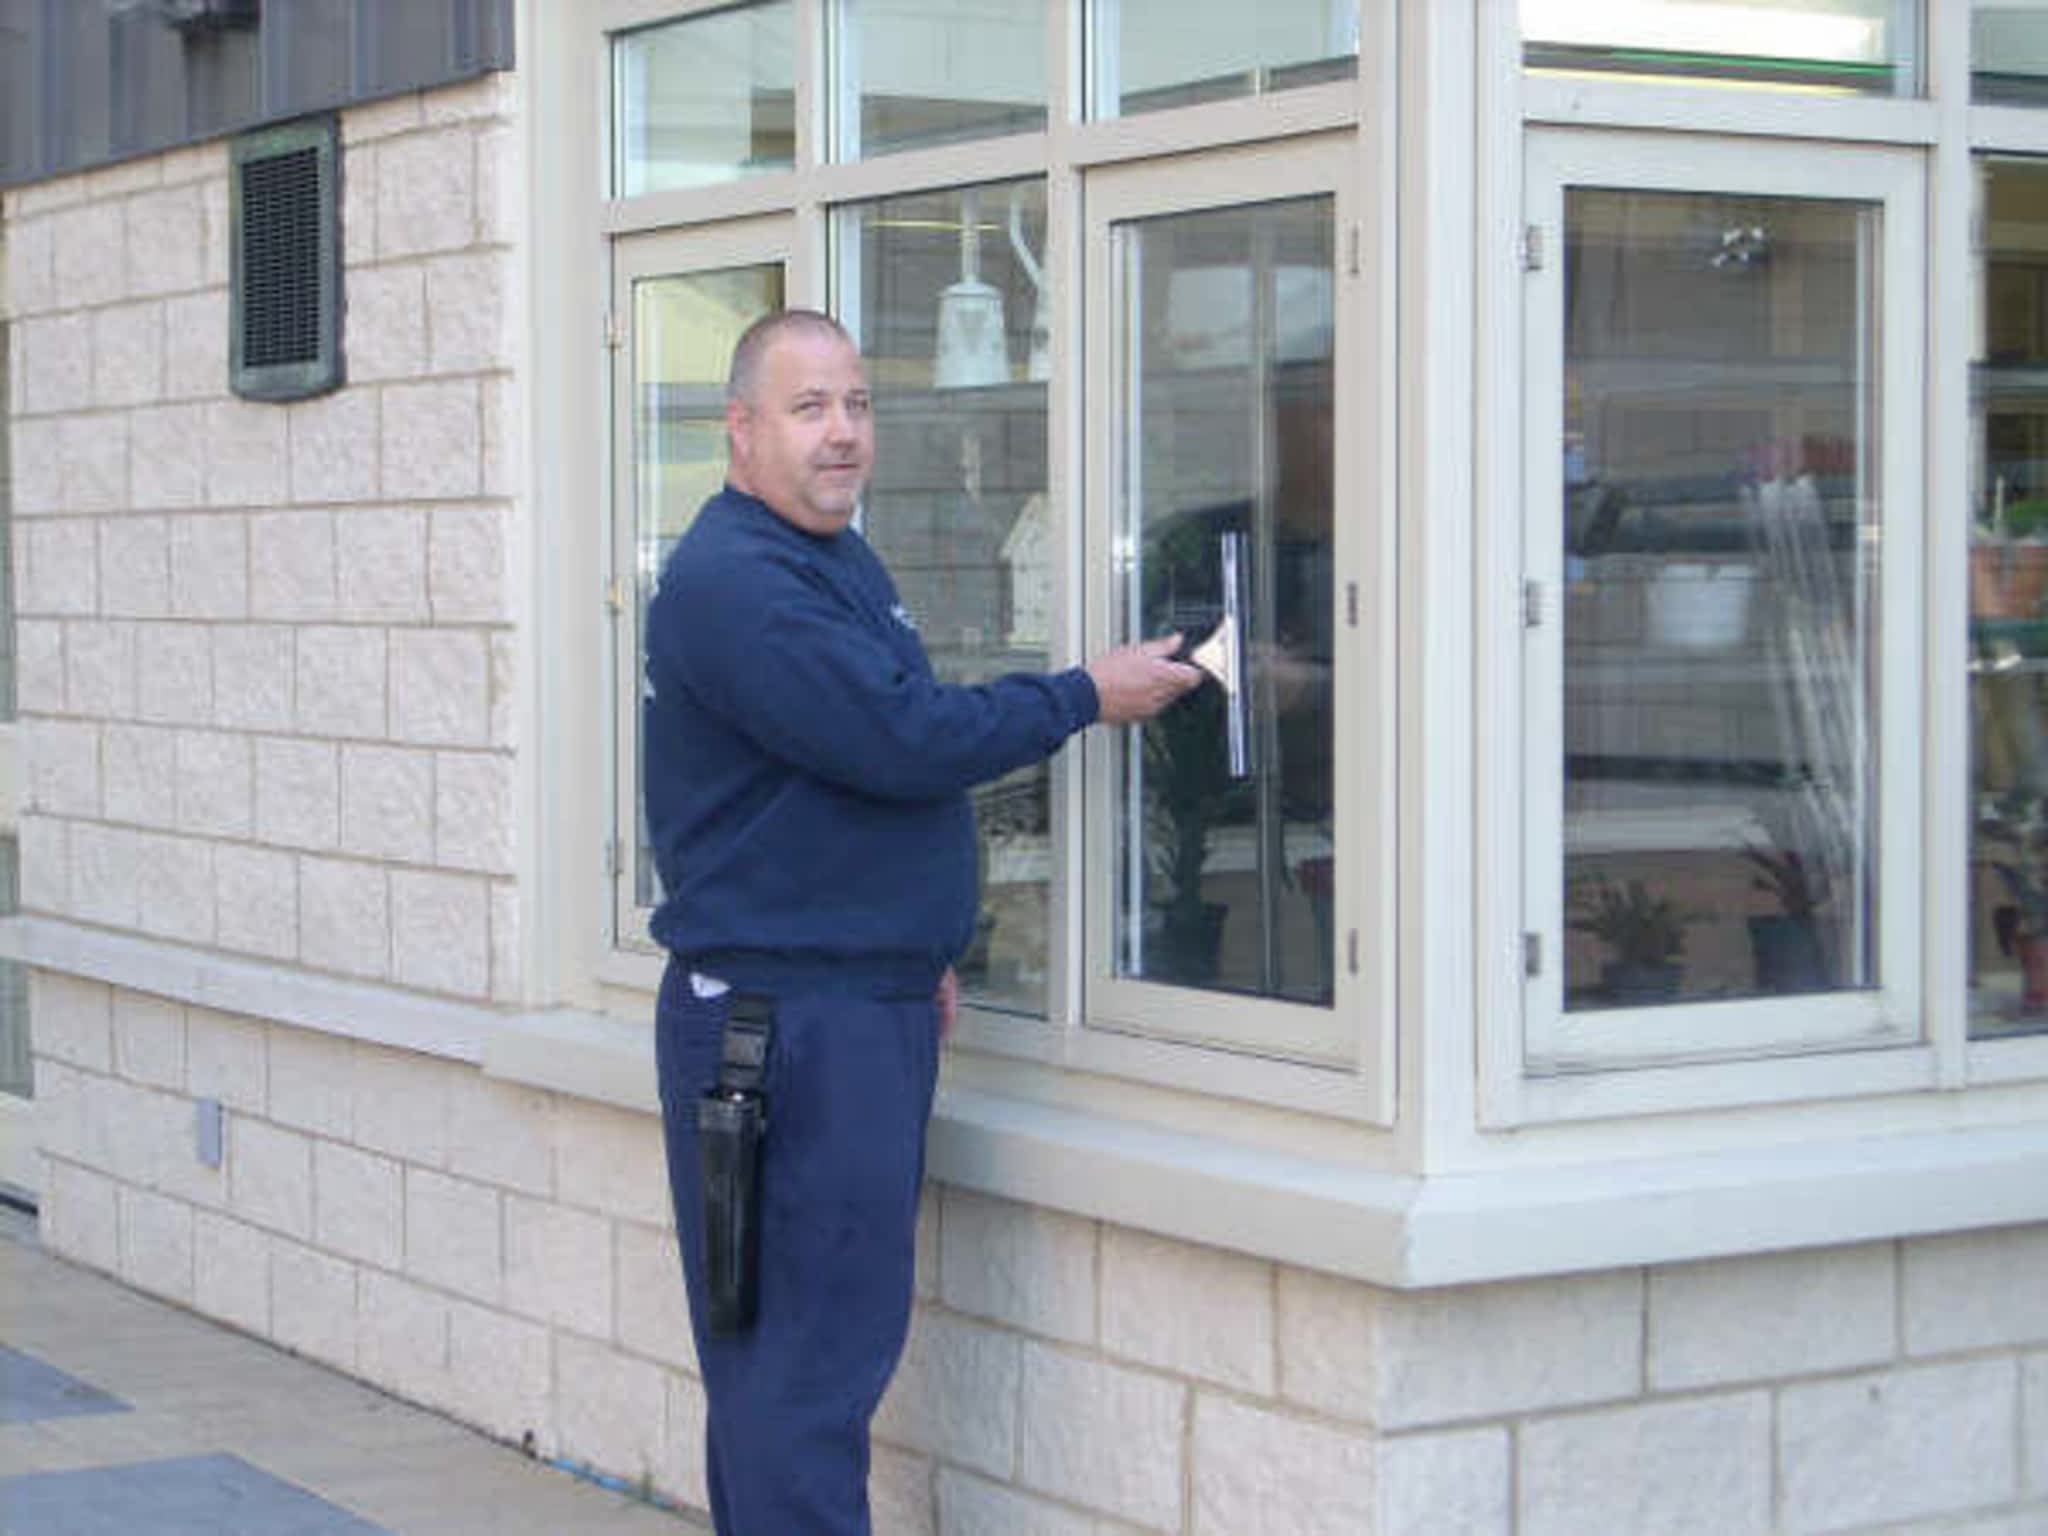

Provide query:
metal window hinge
left=604, top=837, right=622, bottom=878
left=604, top=577, right=626, bottom=615
left=1348, top=222, right=1362, bottom=276
left=1347, top=929, right=1359, bottom=975
left=1523, top=931, right=1542, bottom=978
left=1519, top=224, right=1544, bottom=272
left=603, top=310, right=623, bottom=351
left=1346, top=580, right=1358, bottom=628
left=1523, top=578, right=1544, bottom=628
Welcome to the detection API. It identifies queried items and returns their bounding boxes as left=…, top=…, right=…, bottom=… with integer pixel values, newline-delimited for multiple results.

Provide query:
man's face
left=727, top=329, right=875, bottom=537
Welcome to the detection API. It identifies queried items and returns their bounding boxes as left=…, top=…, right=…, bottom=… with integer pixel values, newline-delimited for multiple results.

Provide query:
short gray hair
left=726, top=308, right=856, bottom=405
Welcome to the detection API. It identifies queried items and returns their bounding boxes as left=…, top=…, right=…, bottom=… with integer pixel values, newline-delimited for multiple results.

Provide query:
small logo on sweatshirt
left=890, top=602, right=919, bottom=632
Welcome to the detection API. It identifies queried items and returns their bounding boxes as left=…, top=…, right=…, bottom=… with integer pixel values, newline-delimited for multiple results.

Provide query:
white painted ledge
left=8, top=917, right=2048, bottom=1289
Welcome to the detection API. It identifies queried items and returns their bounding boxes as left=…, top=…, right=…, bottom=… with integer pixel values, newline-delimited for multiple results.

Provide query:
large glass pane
left=1112, top=198, right=1336, bottom=1006
left=1559, top=188, right=1881, bottom=1010
left=1976, top=2, right=2048, bottom=103
left=1971, top=157, right=2048, bottom=1039
left=1093, top=0, right=1358, bottom=120
left=614, top=3, right=794, bottom=197
left=1522, top=0, right=1916, bottom=95
left=629, top=264, right=784, bottom=912
left=835, top=180, right=1052, bottom=1014
left=836, top=0, right=1043, bottom=158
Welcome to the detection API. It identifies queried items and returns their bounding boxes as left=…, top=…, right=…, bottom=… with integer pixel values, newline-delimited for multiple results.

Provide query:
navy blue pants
left=655, top=958, right=939, bottom=1535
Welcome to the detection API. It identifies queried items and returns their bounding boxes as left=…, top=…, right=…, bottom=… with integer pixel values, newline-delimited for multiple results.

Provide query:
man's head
left=725, top=309, right=874, bottom=537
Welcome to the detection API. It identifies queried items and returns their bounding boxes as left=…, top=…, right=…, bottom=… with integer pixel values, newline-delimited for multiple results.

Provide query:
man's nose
left=824, top=402, right=856, bottom=440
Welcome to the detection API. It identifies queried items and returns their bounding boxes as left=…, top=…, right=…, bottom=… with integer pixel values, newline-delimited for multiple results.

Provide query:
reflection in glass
left=1113, top=197, right=1336, bottom=1006
left=1975, top=2, right=2048, bottom=103
left=835, top=181, right=1052, bottom=1015
left=614, top=3, right=794, bottom=197
left=1560, top=188, right=1881, bottom=1010
left=836, top=0, right=1044, bottom=158
left=1522, top=0, right=1913, bottom=95
left=1094, top=0, right=1358, bottom=119
left=1971, top=157, right=2048, bottom=1039
left=630, top=264, right=785, bottom=911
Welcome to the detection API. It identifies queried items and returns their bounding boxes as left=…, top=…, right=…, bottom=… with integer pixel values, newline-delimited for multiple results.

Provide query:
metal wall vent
left=230, top=116, right=343, bottom=402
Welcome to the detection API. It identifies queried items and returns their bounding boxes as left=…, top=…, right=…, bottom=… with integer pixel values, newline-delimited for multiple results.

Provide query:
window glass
left=1112, top=196, right=1336, bottom=1006
left=1976, top=2, right=2048, bottom=102
left=1093, top=0, right=1357, bottom=120
left=836, top=0, right=1044, bottom=158
left=1522, top=0, right=1915, bottom=95
left=1971, top=157, right=2048, bottom=1039
left=614, top=3, right=794, bottom=197
left=1559, top=188, right=1882, bottom=1010
left=835, top=180, right=1053, bottom=1015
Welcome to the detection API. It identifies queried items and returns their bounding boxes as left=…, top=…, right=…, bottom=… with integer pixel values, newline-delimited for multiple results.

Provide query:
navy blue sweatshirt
left=643, top=487, right=1100, bottom=995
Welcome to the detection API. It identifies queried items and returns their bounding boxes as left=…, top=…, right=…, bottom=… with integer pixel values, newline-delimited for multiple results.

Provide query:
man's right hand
left=1086, top=635, right=1204, bottom=725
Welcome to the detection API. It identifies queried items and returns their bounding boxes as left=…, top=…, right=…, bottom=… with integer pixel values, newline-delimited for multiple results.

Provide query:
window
left=833, top=0, right=1045, bottom=158
left=613, top=2, right=794, bottom=196
left=1976, top=2, right=2048, bottom=103
left=1521, top=0, right=1917, bottom=95
left=1089, top=0, right=1359, bottom=119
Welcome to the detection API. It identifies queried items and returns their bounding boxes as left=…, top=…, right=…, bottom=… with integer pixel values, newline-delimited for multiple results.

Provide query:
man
left=643, top=308, right=1200, bottom=1534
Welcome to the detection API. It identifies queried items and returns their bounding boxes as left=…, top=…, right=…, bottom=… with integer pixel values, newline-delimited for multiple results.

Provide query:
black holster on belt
left=698, top=992, right=773, bottom=1337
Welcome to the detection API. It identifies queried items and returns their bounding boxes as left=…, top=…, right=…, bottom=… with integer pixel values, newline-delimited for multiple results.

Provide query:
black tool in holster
left=698, top=992, right=773, bottom=1337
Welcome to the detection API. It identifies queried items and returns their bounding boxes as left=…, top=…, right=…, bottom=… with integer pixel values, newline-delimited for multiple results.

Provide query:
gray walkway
left=0, top=1205, right=707, bottom=1536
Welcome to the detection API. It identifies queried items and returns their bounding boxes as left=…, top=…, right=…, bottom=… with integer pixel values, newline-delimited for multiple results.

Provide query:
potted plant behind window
left=1569, top=876, right=1692, bottom=1004
left=1980, top=791, right=2048, bottom=1013
left=1744, top=781, right=1839, bottom=994
left=1973, top=482, right=2048, bottom=622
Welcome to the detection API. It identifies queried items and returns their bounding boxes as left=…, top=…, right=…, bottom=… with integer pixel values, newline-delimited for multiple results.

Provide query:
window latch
left=1519, top=224, right=1544, bottom=272
left=1523, top=931, right=1542, bottom=978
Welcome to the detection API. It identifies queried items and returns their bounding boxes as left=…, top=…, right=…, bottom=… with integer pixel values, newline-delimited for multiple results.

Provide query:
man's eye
left=794, top=400, right=824, bottom=417
left=848, top=397, right=872, bottom=417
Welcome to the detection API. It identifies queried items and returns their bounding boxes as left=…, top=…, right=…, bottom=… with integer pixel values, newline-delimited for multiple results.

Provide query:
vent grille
left=240, top=147, right=323, bottom=368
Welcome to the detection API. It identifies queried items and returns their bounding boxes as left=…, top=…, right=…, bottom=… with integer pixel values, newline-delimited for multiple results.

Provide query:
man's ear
left=725, top=398, right=751, bottom=467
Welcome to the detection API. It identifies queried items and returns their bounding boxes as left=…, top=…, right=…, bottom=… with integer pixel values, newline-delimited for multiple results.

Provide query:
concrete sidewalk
left=0, top=1203, right=708, bottom=1535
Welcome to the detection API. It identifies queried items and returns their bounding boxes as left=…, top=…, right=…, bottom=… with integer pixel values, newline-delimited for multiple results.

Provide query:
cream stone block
left=358, top=1269, right=454, bottom=1414
left=425, top=73, right=513, bottom=124
left=340, top=743, right=433, bottom=861
left=194, top=1210, right=271, bottom=1335
left=99, top=517, right=171, bottom=618
left=342, top=142, right=377, bottom=268
left=175, top=728, right=253, bottom=837
left=267, top=1026, right=353, bottom=1139
left=481, top=375, right=519, bottom=497
left=70, top=821, right=141, bottom=929
left=940, top=1189, right=1097, bottom=1345
left=446, top=1074, right=552, bottom=1197
left=33, top=1058, right=86, bottom=1165
left=391, top=628, right=489, bottom=747
left=134, top=831, right=215, bottom=943
left=297, top=855, right=389, bottom=980
left=936, top=1470, right=1087, bottom=1536
left=874, top=1310, right=1023, bottom=1478
left=505, top=1196, right=613, bottom=1338
left=93, top=302, right=164, bottom=408
left=615, top=1219, right=696, bottom=1373
left=22, top=312, right=94, bottom=413
left=294, top=626, right=386, bottom=739
left=489, top=878, right=520, bottom=1004
left=1377, top=1427, right=1512, bottom=1536
left=249, top=510, right=337, bottom=619
left=211, top=626, right=292, bottom=731
left=434, top=750, right=511, bottom=872
left=1519, top=1393, right=1771, bottom=1536
left=315, top=1140, right=403, bottom=1269
left=427, top=503, right=506, bottom=621
left=185, top=1008, right=267, bottom=1115
left=84, top=158, right=161, bottom=198
left=11, top=176, right=87, bottom=216
left=32, top=972, right=114, bottom=1071
left=2027, top=1353, right=2048, bottom=1497
left=353, top=1042, right=456, bottom=1167
left=554, top=1334, right=669, bottom=1488
left=125, top=184, right=208, bottom=297
left=118, top=1185, right=195, bottom=1303
left=553, top=1099, right=671, bottom=1227
left=1780, top=1360, right=2019, bottom=1533
left=7, top=211, right=56, bottom=314
left=169, top=514, right=249, bottom=620
left=200, top=176, right=229, bottom=286
left=1650, top=1243, right=1895, bottom=1392
left=106, top=722, right=181, bottom=828
left=62, top=413, right=131, bottom=513
left=1279, top=1266, right=1643, bottom=1431
left=256, top=738, right=340, bottom=849
left=447, top=1300, right=553, bottom=1448
left=287, top=391, right=381, bottom=506
left=914, top=1187, right=938, bottom=1302
left=344, top=265, right=427, bottom=382
left=67, top=620, right=138, bottom=717
left=157, top=140, right=224, bottom=185
left=382, top=380, right=480, bottom=500
left=346, top=94, right=424, bottom=143
left=17, top=621, right=66, bottom=714
left=12, top=417, right=64, bottom=514
left=336, top=508, right=427, bottom=621
left=660, top=1373, right=713, bottom=1516
left=204, top=400, right=289, bottom=507
left=272, top=1241, right=359, bottom=1371
left=1192, top=1394, right=1374, bottom=1536
left=1018, top=1343, right=1184, bottom=1530
left=376, top=129, right=477, bottom=258
left=489, top=630, right=515, bottom=747
left=405, top=1167, right=502, bottom=1303
left=53, top=199, right=127, bottom=308
left=230, top=1117, right=314, bottom=1238
left=136, top=622, right=212, bottom=725
left=391, top=869, right=489, bottom=996
left=425, top=251, right=508, bottom=374
left=215, top=844, right=298, bottom=960
left=26, top=718, right=100, bottom=817
left=1904, top=1226, right=2048, bottom=1356
left=114, top=992, right=186, bottom=1090
left=1102, top=1226, right=1275, bottom=1394
left=164, top=290, right=228, bottom=401
left=18, top=814, right=70, bottom=914
left=45, top=1160, right=121, bottom=1273
left=24, top=521, right=98, bottom=616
